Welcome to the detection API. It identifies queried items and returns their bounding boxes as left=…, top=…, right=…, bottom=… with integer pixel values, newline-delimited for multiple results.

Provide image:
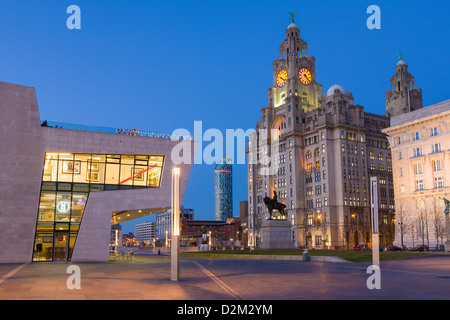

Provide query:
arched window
left=314, top=148, right=320, bottom=158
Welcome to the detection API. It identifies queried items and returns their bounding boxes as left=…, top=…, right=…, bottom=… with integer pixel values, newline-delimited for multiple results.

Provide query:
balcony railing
left=40, top=120, right=192, bottom=140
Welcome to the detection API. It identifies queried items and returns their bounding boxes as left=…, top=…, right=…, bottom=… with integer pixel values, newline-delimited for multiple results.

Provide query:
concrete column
left=171, top=235, right=180, bottom=281
left=171, top=166, right=180, bottom=281
left=372, top=234, right=380, bottom=267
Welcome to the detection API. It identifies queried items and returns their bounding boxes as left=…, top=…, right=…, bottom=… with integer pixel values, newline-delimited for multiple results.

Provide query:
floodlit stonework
left=383, top=99, right=450, bottom=251
left=0, top=81, right=197, bottom=263
left=247, top=23, right=396, bottom=250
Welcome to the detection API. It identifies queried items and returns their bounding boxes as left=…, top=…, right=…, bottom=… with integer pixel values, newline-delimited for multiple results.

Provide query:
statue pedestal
left=260, top=219, right=295, bottom=249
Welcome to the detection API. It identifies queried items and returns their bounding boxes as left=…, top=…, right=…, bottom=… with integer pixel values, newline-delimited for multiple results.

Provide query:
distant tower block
left=214, top=158, right=233, bottom=221
left=385, top=59, right=423, bottom=117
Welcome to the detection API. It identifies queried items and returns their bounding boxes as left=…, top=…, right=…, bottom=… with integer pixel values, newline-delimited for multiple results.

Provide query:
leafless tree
left=396, top=210, right=408, bottom=249
left=417, top=212, right=429, bottom=250
left=430, top=209, right=445, bottom=251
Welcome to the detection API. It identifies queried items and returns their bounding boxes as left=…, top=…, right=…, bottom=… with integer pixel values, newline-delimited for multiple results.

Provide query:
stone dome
left=396, top=60, right=406, bottom=66
left=327, top=84, right=346, bottom=96
left=287, top=23, right=298, bottom=29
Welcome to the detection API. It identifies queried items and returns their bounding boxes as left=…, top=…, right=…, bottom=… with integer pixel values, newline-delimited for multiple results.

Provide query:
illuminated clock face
left=299, top=67, right=312, bottom=85
left=276, top=69, right=288, bottom=87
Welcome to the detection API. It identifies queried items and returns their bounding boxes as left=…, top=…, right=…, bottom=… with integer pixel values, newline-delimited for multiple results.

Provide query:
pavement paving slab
left=0, top=254, right=449, bottom=301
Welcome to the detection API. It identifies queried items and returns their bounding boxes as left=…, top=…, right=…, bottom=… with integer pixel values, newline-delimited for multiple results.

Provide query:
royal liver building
left=247, top=19, right=400, bottom=250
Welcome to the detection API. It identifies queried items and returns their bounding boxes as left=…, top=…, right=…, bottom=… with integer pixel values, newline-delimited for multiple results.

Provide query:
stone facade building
left=155, top=206, right=194, bottom=242
left=382, top=99, right=450, bottom=251
left=247, top=22, right=397, bottom=250
left=135, top=221, right=156, bottom=245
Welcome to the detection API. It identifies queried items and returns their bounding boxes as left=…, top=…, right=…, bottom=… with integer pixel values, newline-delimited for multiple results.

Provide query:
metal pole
left=208, top=231, right=212, bottom=250
left=171, top=167, right=181, bottom=281
left=165, top=230, right=168, bottom=252
left=370, top=177, right=380, bottom=267
left=115, top=229, right=119, bottom=255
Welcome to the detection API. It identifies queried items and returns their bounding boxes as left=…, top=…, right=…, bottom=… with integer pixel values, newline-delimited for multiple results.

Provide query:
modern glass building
left=33, top=153, right=164, bottom=261
left=0, top=81, right=197, bottom=263
left=214, top=158, right=233, bottom=221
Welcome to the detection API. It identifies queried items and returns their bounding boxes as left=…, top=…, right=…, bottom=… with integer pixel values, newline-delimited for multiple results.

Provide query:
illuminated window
left=314, top=148, right=320, bottom=158
left=33, top=152, right=164, bottom=262
left=305, top=162, right=312, bottom=171
left=315, top=235, right=322, bottom=245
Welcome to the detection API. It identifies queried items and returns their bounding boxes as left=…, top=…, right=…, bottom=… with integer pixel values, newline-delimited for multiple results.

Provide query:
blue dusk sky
left=1, top=1, right=448, bottom=233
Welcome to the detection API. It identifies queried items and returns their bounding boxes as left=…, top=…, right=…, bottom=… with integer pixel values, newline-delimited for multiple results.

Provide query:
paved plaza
left=0, top=254, right=449, bottom=300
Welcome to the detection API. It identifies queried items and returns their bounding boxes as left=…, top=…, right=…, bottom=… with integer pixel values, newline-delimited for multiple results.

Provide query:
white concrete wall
left=0, top=81, right=197, bottom=263
left=0, top=82, right=43, bottom=263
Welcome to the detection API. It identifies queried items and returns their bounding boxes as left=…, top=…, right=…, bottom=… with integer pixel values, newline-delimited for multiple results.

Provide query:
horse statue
left=263, top=195, right=287, bottom=220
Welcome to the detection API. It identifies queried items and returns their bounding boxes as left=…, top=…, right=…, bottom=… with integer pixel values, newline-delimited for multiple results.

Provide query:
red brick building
left=180, top=218, right=242, bottom=248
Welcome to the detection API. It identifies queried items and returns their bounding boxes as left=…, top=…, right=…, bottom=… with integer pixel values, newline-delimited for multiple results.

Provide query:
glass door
left=54, top=231, right=68, bottom=261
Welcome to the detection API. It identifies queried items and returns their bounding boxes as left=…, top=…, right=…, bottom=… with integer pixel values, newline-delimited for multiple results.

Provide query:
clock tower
left=385, top=59, right=423, bottom=117
left=248, top=15, right=396, bottom=251
left=248, top=17, right=325, bottom=249
left=270, top=22, right=323, bottom=114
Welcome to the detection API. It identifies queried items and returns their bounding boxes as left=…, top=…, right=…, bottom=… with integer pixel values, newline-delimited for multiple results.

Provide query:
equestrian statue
left=263, top=191, right=287, bottom=220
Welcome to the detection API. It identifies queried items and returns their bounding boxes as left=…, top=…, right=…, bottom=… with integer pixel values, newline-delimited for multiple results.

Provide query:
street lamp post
left=370, top=177, right=380, bottom=267
left=115, top=229, right=119, bottom=254
left=165, top=230, right=168, bottom=252
left=171, top=166, right=181, bottom=281
left=208, top=230, right=212, bottom=250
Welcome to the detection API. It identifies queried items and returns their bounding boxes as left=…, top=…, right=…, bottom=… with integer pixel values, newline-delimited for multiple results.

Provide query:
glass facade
left=214, top=159, right=233, bottom=221
left=32, top=152, right=164, bottom=261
